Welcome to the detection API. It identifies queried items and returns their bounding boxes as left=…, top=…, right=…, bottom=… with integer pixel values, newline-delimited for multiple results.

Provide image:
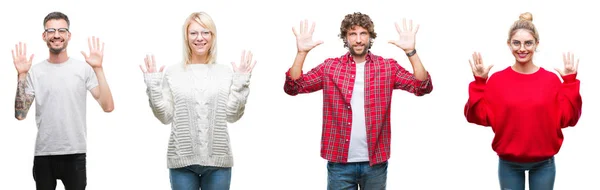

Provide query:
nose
left=518, top=44, right=526, bottom=52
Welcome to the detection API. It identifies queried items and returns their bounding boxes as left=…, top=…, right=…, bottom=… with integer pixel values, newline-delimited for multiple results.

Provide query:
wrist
left=405, top=49, right=417, bottom=57
left=17, top=73, right=27, bottom=80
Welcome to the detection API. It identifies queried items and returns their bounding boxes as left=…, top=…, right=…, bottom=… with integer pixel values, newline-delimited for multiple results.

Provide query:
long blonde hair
left=183, top=12, right=217, bottom=65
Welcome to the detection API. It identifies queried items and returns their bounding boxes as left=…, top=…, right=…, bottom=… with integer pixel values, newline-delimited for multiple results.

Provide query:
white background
left=1, top=0, right=598, bottom=189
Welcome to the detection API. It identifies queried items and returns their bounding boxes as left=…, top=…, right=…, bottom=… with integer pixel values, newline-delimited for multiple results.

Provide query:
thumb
left=314, top=40, right=324, bottom=47
left=231, top=62, right=237, bottom=70
left=159, top=65, right=166, bottom=72
left=80, top=51, right=88, bottom=59
left=485, top=64, right=494, bottom=72
left=554, top=68, right=563, bottom=75
left=29, top=54, right=35, bottom=63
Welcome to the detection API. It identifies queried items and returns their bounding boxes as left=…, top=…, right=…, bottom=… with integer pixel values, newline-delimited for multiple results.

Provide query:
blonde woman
left=465, top=12, right=582, bottom=190
left=140, top=12, right=256, bottom=190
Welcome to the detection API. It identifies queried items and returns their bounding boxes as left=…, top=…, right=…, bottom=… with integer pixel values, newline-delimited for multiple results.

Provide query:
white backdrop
left=0, top=0, right=598, bottom=189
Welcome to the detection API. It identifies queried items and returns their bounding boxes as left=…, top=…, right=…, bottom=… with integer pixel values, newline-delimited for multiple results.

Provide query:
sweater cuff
left=232, top=73, right=251, bottom=89
left=561, top=73, right=577, bottom=83
left=473, top=75, right=487, bottom=84
left=144, top=72, right=163, bottom=87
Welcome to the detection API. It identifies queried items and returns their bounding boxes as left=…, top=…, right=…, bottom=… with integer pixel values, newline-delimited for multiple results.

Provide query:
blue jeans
left=498, top=157, right=556, bottom=190
left=327, top=161, right=387, bottom=190
left=169, top=165, right=231, bottom=190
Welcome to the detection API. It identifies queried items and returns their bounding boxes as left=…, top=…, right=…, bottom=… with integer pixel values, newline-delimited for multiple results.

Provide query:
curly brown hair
left=339, top=12, right=377, bottom=49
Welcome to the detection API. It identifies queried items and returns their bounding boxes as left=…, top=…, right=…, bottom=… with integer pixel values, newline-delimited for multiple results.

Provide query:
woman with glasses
left=464, top=12, right=582, bottom=190
left=139, top=11, right=256, bottom=190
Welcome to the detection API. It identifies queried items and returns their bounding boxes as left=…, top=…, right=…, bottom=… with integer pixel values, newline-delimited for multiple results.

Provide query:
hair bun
left=519, top=12, right=533, bottom=22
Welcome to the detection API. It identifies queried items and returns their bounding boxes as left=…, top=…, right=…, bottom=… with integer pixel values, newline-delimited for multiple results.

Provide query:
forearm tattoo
left=15, top=78, right=34, bottom=120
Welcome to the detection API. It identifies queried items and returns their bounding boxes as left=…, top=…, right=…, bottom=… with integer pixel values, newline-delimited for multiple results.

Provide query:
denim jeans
left=32, top=153, right=87, bottom=190
left=498, top=157, right=556, bottom=190
left=327, top=161, right=388, bottom=190
left=169, top=165, right=231, bottom=190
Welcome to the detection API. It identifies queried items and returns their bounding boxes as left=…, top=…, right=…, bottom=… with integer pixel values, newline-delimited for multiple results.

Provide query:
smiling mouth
left=194, top=42, right=207, bottom=48
left=518, top=53, right=528, bottom=58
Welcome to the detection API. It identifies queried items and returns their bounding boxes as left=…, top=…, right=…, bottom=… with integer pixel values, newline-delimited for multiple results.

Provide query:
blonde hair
left=183, top=12, right=217, bottom=65
left=507, top=12, right=539, bottom=43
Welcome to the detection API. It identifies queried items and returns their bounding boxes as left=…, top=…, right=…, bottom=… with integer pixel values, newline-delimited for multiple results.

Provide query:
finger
left=299, top=20, right=304, bottom=34
left=394, top=22, right=401, bottom=34
left=139, top=65, right=146, bottom=73
left=18, top=42, right=22, bottom=56
left=575, top=58, right=580, bottom=71
left=486, top=64, right=494, bottom=72
left=292, top=27, right=298, bottom=37
left=472, top=52, right=478, bottom=65
left=402, top=18, right=407, bottom=31
left=159, top=65, right=166, bottom=72
left=231, top=61, right=238, bottom=70
left=469, top=60, right=475, bottom=72
left=87, top=37, right=92, bottom=52
left=247, top=51, right=254, bottom=67
left=240, top=50, right=246, bottom=67
left=151, top=54, right=157, bottom=70
left=408, top=19, right=413, bottom=31
left=144, top=55, right=150, bottom=70
left=249, top=60, right=257, bottom=72
left=554, top=68, right=562, bottom=75
left=15, top=43, right=19, bottom=57
left=11, top=50, right=15, bottom=61
left=96, top=37, right=101, bottom=51
left=477, top=52, right=483, bottom=65
left=80, top=51, right=88, bottom=59
left=570, top=52, right=575, bottom=67
left=315, top=40, right=324, bottom=46
left=303, top=19, right=308, bottom=34
left=309, top=22, right=316, bottom=35
left=24, top=43, right=27, bottom=57
left=101, top=42, right=105, bottom=53
left=414, top=24, right=420, bottom=34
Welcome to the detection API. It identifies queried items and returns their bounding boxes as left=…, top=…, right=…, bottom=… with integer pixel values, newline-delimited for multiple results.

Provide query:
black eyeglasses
left=44, top=28, right=70, bottom=35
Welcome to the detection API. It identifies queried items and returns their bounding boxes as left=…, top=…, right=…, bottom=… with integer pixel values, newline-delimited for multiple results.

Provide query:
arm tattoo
left=15, top=78, right=34, bottom=120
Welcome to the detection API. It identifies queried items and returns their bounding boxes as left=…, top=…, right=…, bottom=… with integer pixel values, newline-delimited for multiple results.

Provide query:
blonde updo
left=507, top=12, right=539, bottom=43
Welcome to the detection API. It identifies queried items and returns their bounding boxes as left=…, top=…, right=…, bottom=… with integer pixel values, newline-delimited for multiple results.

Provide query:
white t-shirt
left=347, top=61, right=369, bottom=162
left=25, top=58, right=98, bottom=156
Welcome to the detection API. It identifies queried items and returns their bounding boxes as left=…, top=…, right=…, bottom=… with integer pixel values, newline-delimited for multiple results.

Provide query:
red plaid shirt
left=284, top=51, right=433, bottom=166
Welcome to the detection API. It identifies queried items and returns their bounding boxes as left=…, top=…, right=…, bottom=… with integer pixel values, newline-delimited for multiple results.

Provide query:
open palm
left=12, top=42, right=34, bottom=75
left=389, top=18, right=419, bottom=52
left=232, top=50, right=257, bottom=74
left=555, top=52, right=579, bottom=76
left=469, top=52, right=494, bottom=79
left=81, top=36, right=105, bottom=68
left=292, top=20, right=323, bottom=53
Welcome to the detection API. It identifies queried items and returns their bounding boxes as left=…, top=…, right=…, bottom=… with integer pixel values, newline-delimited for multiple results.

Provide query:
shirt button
left=351, top=75, right=354, bottom=78
left=348, top=122, right=351, bottom=125
left=346, top=139, right=349, bottom=142
left=347, top=106, right=350, bottom=109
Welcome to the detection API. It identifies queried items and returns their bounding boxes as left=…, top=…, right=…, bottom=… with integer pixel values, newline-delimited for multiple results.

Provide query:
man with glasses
left=12, top=11, right=114, bottom=190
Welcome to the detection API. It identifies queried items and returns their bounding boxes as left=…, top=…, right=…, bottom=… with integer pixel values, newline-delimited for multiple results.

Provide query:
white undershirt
left=347, top=61, right=369, bottom=162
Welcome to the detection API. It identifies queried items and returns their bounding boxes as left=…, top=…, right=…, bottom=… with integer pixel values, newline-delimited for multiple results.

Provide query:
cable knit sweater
left=144, top=63, right=251, bottom=168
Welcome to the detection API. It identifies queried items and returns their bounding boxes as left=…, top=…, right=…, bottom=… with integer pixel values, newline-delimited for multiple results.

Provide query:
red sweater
left=465, top=66, right=582, bottom=163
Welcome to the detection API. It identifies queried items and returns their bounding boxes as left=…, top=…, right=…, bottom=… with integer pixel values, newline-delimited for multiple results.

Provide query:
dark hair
left=43, top=12, right=70, bottom=28
left=507, top=12, right=538, bottom=43
left=339, top=12, right=377, bottom=49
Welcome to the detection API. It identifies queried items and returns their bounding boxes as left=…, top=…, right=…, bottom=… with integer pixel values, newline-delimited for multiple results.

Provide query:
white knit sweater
left=144, top=63, right=250, bottom=168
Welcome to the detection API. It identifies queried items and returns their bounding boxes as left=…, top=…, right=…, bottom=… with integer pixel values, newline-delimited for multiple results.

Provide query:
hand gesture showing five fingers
left=469, top=52, right=494, bottom=79
left=140, top=54, right=165, bottom=74
left=555, top=52, right=579, bottom=76
left=232, top=50, right=257, bottom=74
